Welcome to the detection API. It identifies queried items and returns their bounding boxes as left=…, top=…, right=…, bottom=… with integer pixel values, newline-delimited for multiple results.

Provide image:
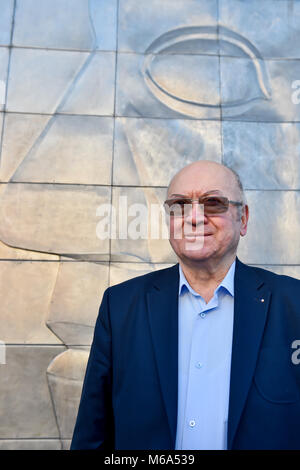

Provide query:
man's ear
left=240, top=204, right=249, bottom=237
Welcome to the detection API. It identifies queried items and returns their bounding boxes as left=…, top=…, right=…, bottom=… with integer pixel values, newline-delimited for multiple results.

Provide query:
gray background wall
left=0, top=0, right=300, bottom=450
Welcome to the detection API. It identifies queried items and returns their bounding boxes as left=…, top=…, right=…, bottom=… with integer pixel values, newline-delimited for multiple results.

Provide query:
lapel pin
left=260, top=298, right=265, bottom=303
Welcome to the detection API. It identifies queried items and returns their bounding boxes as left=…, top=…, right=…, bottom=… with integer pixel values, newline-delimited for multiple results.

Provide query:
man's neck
left=179, top=255, right=236, bottom=302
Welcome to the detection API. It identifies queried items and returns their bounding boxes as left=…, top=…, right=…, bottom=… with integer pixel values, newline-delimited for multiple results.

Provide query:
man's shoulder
left=244, top=262, right=300, bottom=291
left=108, top=263, right=179, bottom=295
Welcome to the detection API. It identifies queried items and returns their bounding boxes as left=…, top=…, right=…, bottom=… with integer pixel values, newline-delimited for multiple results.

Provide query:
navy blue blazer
left=71, top=258, right=300, bottom=450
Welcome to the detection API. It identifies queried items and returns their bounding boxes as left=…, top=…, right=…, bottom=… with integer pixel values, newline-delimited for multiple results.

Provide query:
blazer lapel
left=227, top=259, right=271, bottom=449
left=146, top=264, right=179, bottom=446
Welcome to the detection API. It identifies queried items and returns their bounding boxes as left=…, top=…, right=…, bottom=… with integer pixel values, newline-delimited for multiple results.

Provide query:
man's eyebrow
left=201, top=190, right=222, bottom=196
left=168, top=190, right=223, bottom=198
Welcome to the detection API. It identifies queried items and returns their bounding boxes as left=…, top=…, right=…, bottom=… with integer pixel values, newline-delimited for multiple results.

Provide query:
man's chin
left=170, top=238, right=215, bottom=262
left=183, top=239, right=205, bottom=252
left=181, top=246, right=214, bottom=261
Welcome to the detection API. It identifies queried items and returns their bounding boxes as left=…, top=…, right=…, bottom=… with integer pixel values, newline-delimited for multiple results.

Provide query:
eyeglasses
left=164, top=195, right=243, bottom=217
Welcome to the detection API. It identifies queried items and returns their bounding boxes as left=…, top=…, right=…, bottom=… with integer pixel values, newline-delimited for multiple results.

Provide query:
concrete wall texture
left=0, top=0, right=300, bottom=450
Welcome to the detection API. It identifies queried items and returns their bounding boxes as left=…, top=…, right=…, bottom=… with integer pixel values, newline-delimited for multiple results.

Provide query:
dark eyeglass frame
left=164, top=195, right=243, bottom=217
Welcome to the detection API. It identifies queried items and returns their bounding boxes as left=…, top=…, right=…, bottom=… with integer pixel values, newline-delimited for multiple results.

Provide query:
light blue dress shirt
left=175, top=260, right=236, bottom=450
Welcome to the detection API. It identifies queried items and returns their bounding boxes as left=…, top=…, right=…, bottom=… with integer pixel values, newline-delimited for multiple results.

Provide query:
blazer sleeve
left=70, top=288, right=114, bottom=450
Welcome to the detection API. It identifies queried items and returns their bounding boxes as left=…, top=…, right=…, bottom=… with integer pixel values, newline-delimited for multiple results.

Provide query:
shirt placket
left=181, top=293, right=219, bottom=449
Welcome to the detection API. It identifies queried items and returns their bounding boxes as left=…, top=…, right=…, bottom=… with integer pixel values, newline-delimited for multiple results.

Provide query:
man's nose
left=185, top=202, right=207, bottom=225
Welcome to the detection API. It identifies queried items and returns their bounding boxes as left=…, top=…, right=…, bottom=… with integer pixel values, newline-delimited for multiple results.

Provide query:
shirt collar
left=179, top=259, right=236, bottom=298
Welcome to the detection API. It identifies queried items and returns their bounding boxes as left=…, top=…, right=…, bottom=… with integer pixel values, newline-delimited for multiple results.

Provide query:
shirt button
left=195, top=362, right=203, bottom=369
left=200, top=312, right=206, bottom=318
left=189, top=419, right=196, bottom=428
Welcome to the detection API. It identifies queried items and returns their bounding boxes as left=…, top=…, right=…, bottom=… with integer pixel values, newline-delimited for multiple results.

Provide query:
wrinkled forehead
left=168, top=166, right=239, bottom=199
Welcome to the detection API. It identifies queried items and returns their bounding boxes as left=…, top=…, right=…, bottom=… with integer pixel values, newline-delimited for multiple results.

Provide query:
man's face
left=166, top=163, right=249, bottom=266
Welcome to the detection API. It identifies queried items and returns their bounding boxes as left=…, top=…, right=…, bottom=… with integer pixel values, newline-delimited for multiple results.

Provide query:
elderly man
left=71, top=161, right=300, bottom=450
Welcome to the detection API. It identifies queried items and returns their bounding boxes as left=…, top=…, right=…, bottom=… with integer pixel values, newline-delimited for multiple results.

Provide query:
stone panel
left=0, top=113, right=51, bottom=182
left=116, top=52, right=221, bottom=119
left=0, top=260, right=61, bottom=344
left=110, top=186, right=177, bottom=263
left=0, top=184, right=59, bottom=261
left=0, top=112, right=3, bottom=150
left=7, top=48, right=89, bottom=113
left=9, top=115, right=113, bottom=185
left=0, top=239, right=59, bottom=260
left=113, top=118, right=221, bottom=186
left=110, top=262, right=174, bottom=286
left=47, top=349, right=89, bottom=439
left=118, top=0, right=218, bottom=53
left=61, top=440, right=71, bottom=450
left=0, top=345, right=65, bottom=438
left=47, top=261, right=109, bottom=346
left=58, top=52, right=116, bottom=115
left=222, top=122, right=300, bottom=190
left=0, top=440, right=61, bottom=450
left=237, top=191, right=300, bottom=265
left=0, top=0, right=14, bottom=46
left=219, top=0, right=300, bottom=59
left=255, top=265, right=300, bottom=280
left=0, top=47, right=9, bottom=111
left=220, top=57, right=300, bottom=121
left=13, top=0, right=117, bottom=51
left=0, top=183, right=111, bottom=259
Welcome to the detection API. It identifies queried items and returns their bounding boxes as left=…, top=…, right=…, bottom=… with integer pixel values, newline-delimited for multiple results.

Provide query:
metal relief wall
left=0, top=0, right=300, bottom=450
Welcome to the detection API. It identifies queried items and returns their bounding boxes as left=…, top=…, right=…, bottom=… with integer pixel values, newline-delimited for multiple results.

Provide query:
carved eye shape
left=142, top=25, right=271, bottom=118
